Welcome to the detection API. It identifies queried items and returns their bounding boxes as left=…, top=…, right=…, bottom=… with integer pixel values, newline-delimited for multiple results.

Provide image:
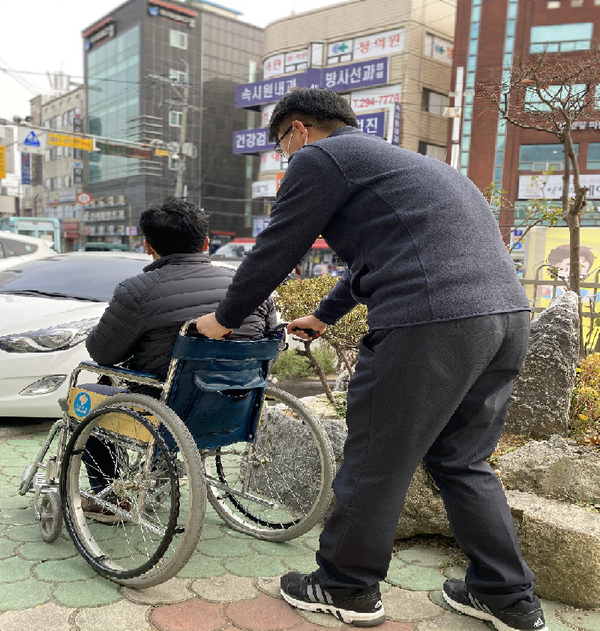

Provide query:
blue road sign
left=23, top=131, right=41, bottom=148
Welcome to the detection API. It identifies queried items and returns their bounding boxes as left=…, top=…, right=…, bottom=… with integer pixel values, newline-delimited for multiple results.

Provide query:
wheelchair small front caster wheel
left=39, top=492, right=62, bottom=543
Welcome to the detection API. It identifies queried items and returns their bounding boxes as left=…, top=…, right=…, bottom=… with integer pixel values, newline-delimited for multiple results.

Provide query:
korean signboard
left=21, top=153, right=31, bottom=185
left=263, top=54, right=285, bottom=79
left=232, top=128, right=275, bottom=154
left=424, top=34, right=454, bottom=65
left=83, top=18, right=116, bottom=51
left=356, top=111, right=387, bottom=137
left=261, top=103, right=277, bottom=128
left=148, top=0, right=196, bottom=28
left=252, top=180, right=278, bottom=199
left=327, top=28, right=404, bottom=64
left=259, top=151, right=283, bottom=172
left=235, top=72, right=311, bottom=109
left=235, top=58, right=389, bottom=109
left=235, top=112, right=388, bottom=155
left=0, top=146, right=5, bottom=180
left=48, top=133, right=94, bottom=152
left=519, top=174, right=600, bottom=200
left=320, top=58, right=388, bottom=92
left=350, top=84, right=401, bottom=112
left=391, top=103, right=401, bottom=146
left=353, top=28, right=404, bottom=60
left=253, top=216, right=271, bottom=237
left=285, top=49, right=308, bottom=73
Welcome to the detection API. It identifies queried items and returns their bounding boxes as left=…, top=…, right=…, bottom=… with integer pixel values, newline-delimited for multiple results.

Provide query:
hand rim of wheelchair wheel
left=60, top=405, right=181, bottom=580
left=203, top=385, right=335, bottom=542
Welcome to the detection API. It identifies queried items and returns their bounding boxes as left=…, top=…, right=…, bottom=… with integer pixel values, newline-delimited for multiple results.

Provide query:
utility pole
left=175, top=61, right=190, bottom=198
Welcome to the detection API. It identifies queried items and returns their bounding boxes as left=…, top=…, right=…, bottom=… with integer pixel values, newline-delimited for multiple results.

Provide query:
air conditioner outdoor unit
left=117, top=195, right=126, bottom=204
left=96, top=199, right=105, bottom=207
left=107, top=196, right=115, bottom=205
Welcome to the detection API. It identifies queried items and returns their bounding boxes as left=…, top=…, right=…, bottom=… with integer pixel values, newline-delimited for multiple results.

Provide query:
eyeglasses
left=274, top=124, right=312, bottom=156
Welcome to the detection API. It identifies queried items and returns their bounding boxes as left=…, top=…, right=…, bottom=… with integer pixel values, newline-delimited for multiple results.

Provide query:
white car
left=0, top=232, right=57, bottom=272
left=0, top=252, right=151, bottom=418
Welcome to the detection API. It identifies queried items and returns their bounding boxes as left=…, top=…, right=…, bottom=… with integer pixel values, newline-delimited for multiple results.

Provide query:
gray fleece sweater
left=215, top=127, right=529, bottom=330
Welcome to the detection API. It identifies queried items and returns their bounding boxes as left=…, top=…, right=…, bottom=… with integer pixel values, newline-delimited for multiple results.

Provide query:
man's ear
left=202, top=236, right=210, bottom=253
left=144, top=239, right=154, bottom=255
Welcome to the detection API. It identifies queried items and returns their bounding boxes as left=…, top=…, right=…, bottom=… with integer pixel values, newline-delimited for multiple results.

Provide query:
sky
left=0, top=0, right=345, bottom=121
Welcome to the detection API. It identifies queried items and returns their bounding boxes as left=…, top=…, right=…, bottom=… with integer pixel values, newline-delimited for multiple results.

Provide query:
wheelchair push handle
left=291, top=327, right=321, bottom=339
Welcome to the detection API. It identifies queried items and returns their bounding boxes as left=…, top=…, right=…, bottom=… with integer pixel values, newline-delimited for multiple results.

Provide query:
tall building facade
left=233, top=0, right=456, bottom=229
left=449, top=0, right=600, bottom=261
left=82, top=0, right=264, bottom=247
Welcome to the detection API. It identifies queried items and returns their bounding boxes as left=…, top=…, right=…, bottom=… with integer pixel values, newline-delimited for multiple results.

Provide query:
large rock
left=395, top=464, right=452, bottom=539
left=497, top=435, right=600, bottom=503
left=507, top=490, right=600, bottom=608
left=505, top=291, right=579, bottom=438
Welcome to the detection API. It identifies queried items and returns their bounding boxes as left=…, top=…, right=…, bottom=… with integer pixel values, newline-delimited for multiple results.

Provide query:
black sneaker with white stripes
left=280, top=572, right=386, bottom=627
left=443, top=579, right=548, bottom=631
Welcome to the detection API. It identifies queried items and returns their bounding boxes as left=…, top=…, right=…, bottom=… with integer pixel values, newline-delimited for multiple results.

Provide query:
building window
left=170, top=30, right=188, bottom=49
left=418, top=141, right=447, bottom=162
left=530, top=23, right=593, bottom=53
left=525, top=84, right=587, bottom=112
left=422, top=89, right=450, bottom=116
left=571, top=0, right=584, bottom=5
left=588, top=144, right=600, bottom=169
left=64, top=175, right=70, bottom=188
left=518, top=143, right=578, bottom=170
left=169, top=69, right=186, bottom=83
left=169, top=111, right=182, bottom=127
left=44, top=178, right=51, bottom=191
left=169, top=155, right=178, bottom=170
left=547, top=0, right=561, bottom=7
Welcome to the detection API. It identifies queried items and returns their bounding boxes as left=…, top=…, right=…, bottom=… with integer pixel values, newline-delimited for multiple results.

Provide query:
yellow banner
left=48, top=133, right=94, bottom=151
left=0, top=146, right=5, bottom=179
left=154, top=148, right=169, bottom=157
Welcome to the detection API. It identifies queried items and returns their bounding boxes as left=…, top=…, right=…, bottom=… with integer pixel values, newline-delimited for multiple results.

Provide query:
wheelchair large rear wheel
left=203, top=386, right=335, bottom=541
left=60, top=393, right=206, bottom=588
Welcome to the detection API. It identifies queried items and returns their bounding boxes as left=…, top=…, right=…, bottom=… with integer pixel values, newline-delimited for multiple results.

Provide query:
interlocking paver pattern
left=0, top=423, right=596, bottom=631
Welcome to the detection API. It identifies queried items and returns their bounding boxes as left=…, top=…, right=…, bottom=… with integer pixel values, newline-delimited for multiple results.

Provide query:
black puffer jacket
left=86, top=253, right=276, bottom=380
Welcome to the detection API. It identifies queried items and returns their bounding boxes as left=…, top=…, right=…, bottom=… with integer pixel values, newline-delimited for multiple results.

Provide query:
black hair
left=268, top=87, right=359, bottom=142
left=140, top=196, right=208, bottom=256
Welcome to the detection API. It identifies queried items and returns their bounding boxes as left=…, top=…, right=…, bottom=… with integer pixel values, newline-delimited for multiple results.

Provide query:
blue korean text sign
left=356, top=111, right=386, bottom=137
left=235, top=58, right=389, bottom=109
left=21, top=154, right=32, bottom=185
left=232, top=128, right=275, bottom=154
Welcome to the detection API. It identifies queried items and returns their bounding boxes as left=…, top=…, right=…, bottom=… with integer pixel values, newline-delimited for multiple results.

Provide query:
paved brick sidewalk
left=1, top=426, right=599, bottom=631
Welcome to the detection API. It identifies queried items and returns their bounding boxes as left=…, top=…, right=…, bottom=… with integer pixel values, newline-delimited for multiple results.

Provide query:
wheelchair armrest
left=77, top=361, right=163, bottom=386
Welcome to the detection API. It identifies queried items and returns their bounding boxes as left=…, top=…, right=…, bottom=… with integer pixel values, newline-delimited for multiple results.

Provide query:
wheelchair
left=19, top=321, right=335, bottom=588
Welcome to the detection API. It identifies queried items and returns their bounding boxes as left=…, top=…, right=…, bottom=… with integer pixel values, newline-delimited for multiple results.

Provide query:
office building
left=233, top=0, right=456, bottom=229
left=82, top=0, right=263, bottom=246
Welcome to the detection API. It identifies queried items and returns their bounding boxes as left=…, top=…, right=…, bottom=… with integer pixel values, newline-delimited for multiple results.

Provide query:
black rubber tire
left=204, top=385, right=335, bottom=541
left=61, top=393, right=206, bottom=588
left=39, top=491, right=62, bottom=543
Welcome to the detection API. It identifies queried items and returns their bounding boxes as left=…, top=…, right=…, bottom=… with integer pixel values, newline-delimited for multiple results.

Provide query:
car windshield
left=0, top=255, right=148, bottom=302
left=212, top=242, right=254, bottom=258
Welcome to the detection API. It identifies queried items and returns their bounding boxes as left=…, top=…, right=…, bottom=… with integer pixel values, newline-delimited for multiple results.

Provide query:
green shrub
left=271, top=344, right=338, bottom=379
left=569, top=353, right=600, bottom=445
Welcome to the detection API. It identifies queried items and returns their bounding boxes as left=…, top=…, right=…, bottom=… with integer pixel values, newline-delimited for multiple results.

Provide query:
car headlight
left=0, top=318, right=99, bottom=353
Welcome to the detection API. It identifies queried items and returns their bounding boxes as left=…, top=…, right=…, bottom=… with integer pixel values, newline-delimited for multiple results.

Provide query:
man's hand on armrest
left=195, top=312, right=233, bottom=339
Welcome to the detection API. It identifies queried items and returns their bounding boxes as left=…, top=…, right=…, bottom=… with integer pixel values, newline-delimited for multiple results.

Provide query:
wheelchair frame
left=19, top=320, right=336, bottom=587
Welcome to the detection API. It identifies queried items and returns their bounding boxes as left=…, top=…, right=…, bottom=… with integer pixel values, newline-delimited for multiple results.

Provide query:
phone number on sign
left=352, top=94, right=400, bottom=109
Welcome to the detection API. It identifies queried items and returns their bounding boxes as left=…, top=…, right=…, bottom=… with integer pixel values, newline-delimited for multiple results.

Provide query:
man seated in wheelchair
left=78, top=196, right=276, bottom=520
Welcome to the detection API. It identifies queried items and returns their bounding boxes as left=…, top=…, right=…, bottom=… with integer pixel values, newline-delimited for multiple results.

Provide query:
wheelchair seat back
left=165, top=334, right=281, bottom=451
